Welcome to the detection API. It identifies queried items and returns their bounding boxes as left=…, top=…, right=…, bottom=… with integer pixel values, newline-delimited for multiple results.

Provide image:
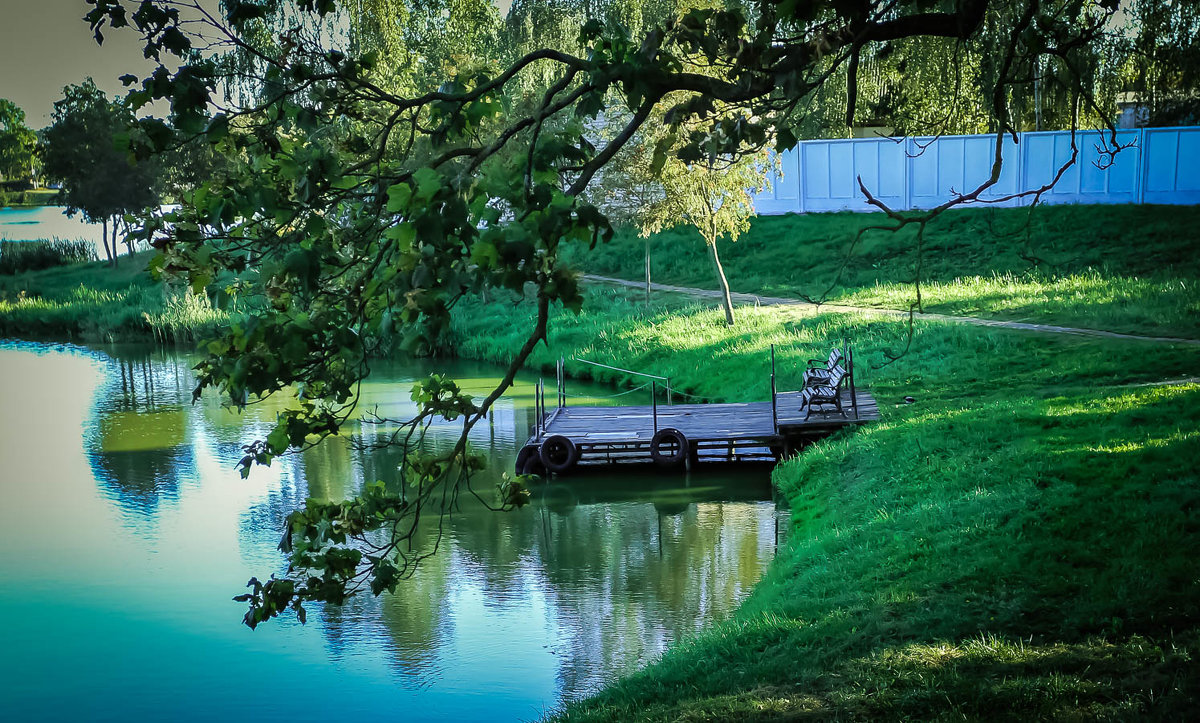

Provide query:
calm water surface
left=0, top=206, right=104, bottom=245
left=0, top=340, right=786, bottom=721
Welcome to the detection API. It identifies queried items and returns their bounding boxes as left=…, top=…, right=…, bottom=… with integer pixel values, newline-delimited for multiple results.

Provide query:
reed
left=0, top=238, right=97, bottom=275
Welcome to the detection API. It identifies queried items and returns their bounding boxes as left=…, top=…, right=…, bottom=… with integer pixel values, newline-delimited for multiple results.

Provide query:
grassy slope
left=565, top=204, right=1200, bottom=338
left=452, top=289, right=1200, bottom=720
left=0, top=252, right=226, bottom=342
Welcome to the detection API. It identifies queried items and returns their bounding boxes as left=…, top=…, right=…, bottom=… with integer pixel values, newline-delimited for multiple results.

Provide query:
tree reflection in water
left=84, top=344, right=788, bottom=706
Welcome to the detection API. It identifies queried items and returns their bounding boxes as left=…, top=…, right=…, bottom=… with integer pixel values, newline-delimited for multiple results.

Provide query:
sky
left=0, top=1, right=176, bottom=127
left=0, top=0, right=515, bottom=129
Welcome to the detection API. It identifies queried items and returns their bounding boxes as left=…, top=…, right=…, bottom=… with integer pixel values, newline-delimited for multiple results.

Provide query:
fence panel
left=752, top=126, right=1200, bottom=214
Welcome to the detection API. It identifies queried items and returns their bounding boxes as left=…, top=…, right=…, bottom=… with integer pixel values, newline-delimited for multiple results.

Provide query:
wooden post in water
left=536, top=379, right=544, bottom=436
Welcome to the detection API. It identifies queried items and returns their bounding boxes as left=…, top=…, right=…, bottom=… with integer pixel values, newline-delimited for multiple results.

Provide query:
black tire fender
left=650, top=427, right=688, bottom=468
left=539, top=434, right=580, bottom=474
left=515, top=445, right=540, bottom=475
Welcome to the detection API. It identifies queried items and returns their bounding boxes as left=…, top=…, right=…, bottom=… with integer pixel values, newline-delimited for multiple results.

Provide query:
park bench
left=803, top=347, right=843, bottom=386
left=800, top=346, right=853, bottom=420
left=800, top=364, right=848, bottom=420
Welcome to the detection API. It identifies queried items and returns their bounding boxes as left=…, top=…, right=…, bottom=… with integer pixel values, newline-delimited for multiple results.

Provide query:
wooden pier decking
left=516, top=358, right=880, bottom=474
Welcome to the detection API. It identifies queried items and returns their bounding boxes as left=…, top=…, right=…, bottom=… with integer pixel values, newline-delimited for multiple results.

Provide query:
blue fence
left=752, top=126, right=1200, bottom=214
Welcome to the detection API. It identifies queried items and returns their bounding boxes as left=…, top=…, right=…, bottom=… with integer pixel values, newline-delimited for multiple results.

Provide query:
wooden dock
left=516, top=348, right=880, bottom=474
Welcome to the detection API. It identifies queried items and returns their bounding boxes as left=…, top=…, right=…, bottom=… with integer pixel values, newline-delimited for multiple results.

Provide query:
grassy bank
left=0, top=188, right=61, bottom=207
left=4, top=204, right=1199, bottom=717
left=0, top=252, right=227, bottom=342
left=451, top=288, right=1200, bottom=720
left=566, top=204, right=1200, bottom=338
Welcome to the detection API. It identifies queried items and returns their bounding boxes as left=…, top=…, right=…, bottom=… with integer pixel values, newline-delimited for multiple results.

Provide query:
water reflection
left=0, top=340, right=788, bottom=720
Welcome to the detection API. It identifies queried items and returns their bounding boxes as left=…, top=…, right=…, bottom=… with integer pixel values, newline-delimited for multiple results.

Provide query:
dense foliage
left=82, top=0, right=1135, bottom=625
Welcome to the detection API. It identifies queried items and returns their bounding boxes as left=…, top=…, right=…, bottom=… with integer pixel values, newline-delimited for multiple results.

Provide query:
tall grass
left=0, top=238, right=97, bottom=275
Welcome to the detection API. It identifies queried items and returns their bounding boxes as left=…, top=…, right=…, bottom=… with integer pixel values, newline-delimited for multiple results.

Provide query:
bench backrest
left=827, top=348, right=843, bottom=368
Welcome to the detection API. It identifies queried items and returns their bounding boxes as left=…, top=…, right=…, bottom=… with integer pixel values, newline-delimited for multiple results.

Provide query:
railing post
left=652, top=380, right=659, bottom=434
left=770, top=344, right=778, bottom=434
left=667, top=377, right=672, bottom=406
left=849, top=344, right=859, bottom=420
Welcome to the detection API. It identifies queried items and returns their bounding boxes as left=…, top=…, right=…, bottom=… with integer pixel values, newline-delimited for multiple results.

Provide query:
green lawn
left=566, top=204, right=1200, bottom=338
left=451, top=288, right=1200, bottom=720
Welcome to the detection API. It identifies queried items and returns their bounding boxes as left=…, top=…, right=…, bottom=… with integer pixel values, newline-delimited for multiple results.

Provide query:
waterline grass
left=450, top=288, right=1200, bottom=721
left=0, top=252, right=228, bottom=342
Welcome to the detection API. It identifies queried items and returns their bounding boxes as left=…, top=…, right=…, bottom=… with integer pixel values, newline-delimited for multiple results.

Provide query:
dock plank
left=528, top=389, right=880, bottom=452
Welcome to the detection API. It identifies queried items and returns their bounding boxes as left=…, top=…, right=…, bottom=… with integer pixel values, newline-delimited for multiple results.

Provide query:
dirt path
left=583, top=274, right=1200, bottom=347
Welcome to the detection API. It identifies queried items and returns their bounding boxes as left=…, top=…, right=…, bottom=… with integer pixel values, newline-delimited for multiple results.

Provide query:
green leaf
left=413, top=167, right=441, bottom=203
left=650, top=133, right=677, bottom=175
left=774, top=127, right=798, bottom=152
left=386, top=182, right=412, bottom=212
left=267, top=423, right=289, bottom=454
left=384, top=223, right=416, bottom=252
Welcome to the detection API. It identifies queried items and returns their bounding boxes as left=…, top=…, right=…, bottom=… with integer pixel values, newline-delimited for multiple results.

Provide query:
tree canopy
left=41, top=79, right=161, bottom=263
left=0, top=99, right=37, bottom=185
left=82, top=0, right=1135, bottom=626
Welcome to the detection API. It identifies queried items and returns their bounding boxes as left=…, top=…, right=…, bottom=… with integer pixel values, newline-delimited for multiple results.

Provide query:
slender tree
left=629, top=143, right=772, bottom=325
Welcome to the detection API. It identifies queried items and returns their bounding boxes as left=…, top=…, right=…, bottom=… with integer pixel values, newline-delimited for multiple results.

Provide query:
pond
left=0, top=340, right=787, bottom=721
left=0, top=205, right=104, bottom=246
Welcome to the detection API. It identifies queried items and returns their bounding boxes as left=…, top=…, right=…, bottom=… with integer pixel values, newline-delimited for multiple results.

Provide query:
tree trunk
left=100, top=217, right=113, bottom=265
left=707, top=242, right=735, bottom=326
left=108, top=216, right=119, bottom=268
left=122, top=219, right=134, bottom=257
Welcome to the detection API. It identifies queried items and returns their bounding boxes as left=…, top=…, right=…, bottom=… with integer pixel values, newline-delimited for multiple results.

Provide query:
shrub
left=0, top=238, right=97, bottom=275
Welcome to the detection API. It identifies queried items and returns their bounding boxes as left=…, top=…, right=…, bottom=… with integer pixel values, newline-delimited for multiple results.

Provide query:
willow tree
left=84, top=0, right=1129, bottom=627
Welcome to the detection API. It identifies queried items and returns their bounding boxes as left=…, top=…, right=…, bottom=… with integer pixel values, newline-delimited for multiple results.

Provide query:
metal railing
left=572, top=358, right=673, bottom=405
